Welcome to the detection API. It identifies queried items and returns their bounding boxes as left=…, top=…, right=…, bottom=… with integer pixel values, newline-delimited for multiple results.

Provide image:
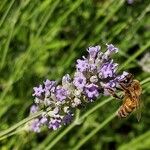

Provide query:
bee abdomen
left=117, top=104, right=134, bottom=118
left=125, top=104, right=134, bottom=113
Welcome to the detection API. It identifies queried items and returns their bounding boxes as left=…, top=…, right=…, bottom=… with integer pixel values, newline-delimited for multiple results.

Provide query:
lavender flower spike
left=29, top=44, right=128, bottom=132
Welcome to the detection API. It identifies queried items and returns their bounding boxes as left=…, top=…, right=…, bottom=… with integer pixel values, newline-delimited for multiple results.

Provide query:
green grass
left=0, top=0, right=150, bottom=149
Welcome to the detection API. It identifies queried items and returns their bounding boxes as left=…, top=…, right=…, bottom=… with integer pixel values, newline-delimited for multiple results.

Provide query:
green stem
left=35, top=131, right=59, bottom=150
left=0, top=127, right=24, bottom=141
left=0, top=110, right=43, bottom=139
left=80, top=97, right=112, bottom=120
left=141, top=77, right=150, bottom=85
left=45, top=123, right=75, bottom=150
left=36, top=0, right=60, bottom=37
left=0, top=1, right=23, bottom=70
left=72, top=112, right=117, bottom=150
left=118, top=131, right=150, bottom=150
left=0, top=0, right=15, bottom=27
left=119, top=41, right=150, bottom=70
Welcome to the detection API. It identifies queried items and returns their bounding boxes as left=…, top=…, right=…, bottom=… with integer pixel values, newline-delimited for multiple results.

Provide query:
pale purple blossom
left=99, top=61, right=118, bottom=78
left=55, top=86, right=68, bottom=101
left=76, top=59, right=89, bottom=72
left=117, top=71, right=129, bottom=81
left=32, top=85, right=44, bottom=97
left=106, top=44, right=118, bottom=53
left=44, top=79, right=56, bottom=91
left=48, top=118, right=62, bottom=130
left=73, top=72, right=86, bottom=90
left=40, top=116, right=48, bottom=124
left=84, top=83, right=99, bottom=99
left=29, top=119, right=41, bottom=133
left=105, top=80, right=116, bottom=88
left=102, top=80, right=117, bottom=96
left=30, top=105, right=39, bottom=114
left=62, top=113, right=73, bottom=125
left=87, top=46, right=100, bottom=58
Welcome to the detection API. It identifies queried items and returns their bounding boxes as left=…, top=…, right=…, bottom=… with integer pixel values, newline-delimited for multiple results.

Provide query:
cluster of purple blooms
left=29, top=44, right=128, bottom=132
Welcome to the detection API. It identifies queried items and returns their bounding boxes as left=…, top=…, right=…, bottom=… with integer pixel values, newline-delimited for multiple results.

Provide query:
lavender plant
left=29, top=44, right=128, bottom=132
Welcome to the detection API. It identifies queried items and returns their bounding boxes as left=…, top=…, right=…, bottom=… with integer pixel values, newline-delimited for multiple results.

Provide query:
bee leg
left=116, top=86, right=123, bottom=91
left=119, top=94, right=124, bottom=99
left=119, top=83, right=130, bottom=92
left=105, top=88, right=122, bottom=100
left=119, top=83, right=133, bottom=98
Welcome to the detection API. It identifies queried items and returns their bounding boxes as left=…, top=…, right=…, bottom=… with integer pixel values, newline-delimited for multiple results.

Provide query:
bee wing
left=136, top=107, right=141, bottom=122
left=135, top=95, right=142, bottom=122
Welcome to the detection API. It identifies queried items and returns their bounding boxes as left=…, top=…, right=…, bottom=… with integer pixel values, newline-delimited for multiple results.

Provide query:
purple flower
left=102, top=80, right=117, bottom=96
left=48, top=118, right=62, bottom=130
left=73, top=72, right=86, bottom=90
left=116, top=71, right=129, bottom=82
left=106, top=44, right=118, bottom=53
left=30, top=119, right=41, bottom=133
left=44, top=80, right=56, bottom=97
left=30, top=105, right=39, bottom=114
left=32, top=85, right=44, bottom=97
left=105, top=80, right=116, bottom=88
left=84, top=83, right=99, bottom=99
left=62, top=74, right=71, bottom=83
left=87, top=46, right=100, bottom=58
left=55, top=86, right=68, bottom=101
left=99, top=61, right=118, bottom=78
left=40, top=116, right=48, bottom=124
left=62, top=113, right=73, bottom=125
left=76, top=59, right=89, bottom=72
left=44, top=79, right=56, bottom=91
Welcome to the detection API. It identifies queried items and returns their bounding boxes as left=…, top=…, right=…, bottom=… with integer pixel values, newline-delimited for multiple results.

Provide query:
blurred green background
left=0, top=0, right=150, bottom=149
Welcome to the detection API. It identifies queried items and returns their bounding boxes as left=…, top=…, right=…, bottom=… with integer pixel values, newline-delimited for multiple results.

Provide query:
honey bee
left=117, top=73, right=142, bottom=121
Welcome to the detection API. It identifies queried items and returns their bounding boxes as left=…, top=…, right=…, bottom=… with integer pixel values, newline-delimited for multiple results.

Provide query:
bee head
left=120, top=73, right=134, bottom=85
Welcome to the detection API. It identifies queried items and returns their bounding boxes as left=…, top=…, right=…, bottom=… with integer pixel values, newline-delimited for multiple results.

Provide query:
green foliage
left=0, top=0, right=150, bottom=149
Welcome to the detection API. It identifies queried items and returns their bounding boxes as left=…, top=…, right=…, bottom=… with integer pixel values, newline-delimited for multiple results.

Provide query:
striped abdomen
left=117, top=99, right=136, bottom=118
